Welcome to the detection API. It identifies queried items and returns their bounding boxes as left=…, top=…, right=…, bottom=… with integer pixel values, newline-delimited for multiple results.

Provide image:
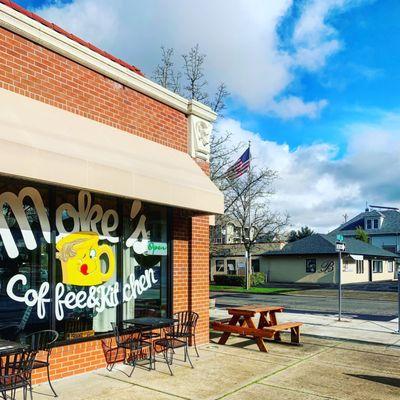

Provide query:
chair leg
left=185, top=344, right=194, bottom=369
left=163, top=349, right=173, bottom=376
left=128, top=359, right=136, bottom=378
left=47, top=363, right=58, bottom=397
left=193, top=333, right=199, bottom=357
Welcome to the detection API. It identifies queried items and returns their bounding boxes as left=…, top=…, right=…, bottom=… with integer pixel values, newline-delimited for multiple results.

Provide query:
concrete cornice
left=0, top=3, right=217, bottom=122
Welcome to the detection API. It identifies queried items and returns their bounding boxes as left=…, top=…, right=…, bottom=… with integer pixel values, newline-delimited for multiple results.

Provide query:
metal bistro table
left=122, top=317, right=177, bottom=369
left=124, top=317, right=177, bottom=330
left=0, top=339, right=28, bottom=356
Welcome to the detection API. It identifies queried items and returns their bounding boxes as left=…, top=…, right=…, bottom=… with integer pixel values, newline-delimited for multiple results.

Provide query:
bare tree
left=182, top=44, right=208, bottom=102
left=152, top=47, right=181, bottom=94
left=224, top=165, right=289, bottom=288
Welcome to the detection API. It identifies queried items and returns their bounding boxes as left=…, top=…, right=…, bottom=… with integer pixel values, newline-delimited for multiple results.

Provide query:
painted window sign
left=0, top=183, right=169, bottom=330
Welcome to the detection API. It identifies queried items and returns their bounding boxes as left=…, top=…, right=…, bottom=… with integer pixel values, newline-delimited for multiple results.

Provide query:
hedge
left=213, top=272, right=266, bottom=288
left=213, top=275, right=245, bottom=287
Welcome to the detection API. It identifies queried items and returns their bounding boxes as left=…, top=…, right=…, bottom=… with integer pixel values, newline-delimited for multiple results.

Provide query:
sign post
left=336, top=236, right=345, bottom=322
left=397, top=270, right=400, bottom=334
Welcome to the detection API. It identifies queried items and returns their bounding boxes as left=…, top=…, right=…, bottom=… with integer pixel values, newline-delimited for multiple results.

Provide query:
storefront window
left=0, top=180, right=51, bottom=339
left=0, top=177, right=171, bottom=343
left=122, top=201, right=168, bottom=320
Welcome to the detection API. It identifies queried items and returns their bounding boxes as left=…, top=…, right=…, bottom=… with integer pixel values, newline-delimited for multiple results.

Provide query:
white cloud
left=217, top=114, right=400, bottom=232
left=36, top=0, right=363, bottom=119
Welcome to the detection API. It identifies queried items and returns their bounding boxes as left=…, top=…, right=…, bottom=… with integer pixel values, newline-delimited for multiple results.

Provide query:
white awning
left=0, top=89, right=224, bottom=214
left=350, top=254, right=363, bottom=261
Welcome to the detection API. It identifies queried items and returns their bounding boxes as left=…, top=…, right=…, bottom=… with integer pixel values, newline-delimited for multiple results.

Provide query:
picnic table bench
left=212, top=305, right=302, bottom=352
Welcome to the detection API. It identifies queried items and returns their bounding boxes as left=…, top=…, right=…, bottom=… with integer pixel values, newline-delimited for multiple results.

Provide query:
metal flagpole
left=246, top=141, right=251, bottom=291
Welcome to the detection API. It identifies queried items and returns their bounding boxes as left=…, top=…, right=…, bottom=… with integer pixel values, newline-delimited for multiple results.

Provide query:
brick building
left=0, top=1, right=223, bottom=384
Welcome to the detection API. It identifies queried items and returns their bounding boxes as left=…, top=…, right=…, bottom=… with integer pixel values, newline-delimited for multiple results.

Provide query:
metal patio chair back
left=0, top=349, right=38, bottom=400
left=167, top=311, right=200, bottom=357
left=24, top=330, right=59, bottom=397
left=101, top=339, right=126, bottom=372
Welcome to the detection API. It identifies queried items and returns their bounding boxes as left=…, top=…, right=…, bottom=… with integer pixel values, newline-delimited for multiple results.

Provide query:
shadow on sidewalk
left=347, top=374, right=400, bottom=388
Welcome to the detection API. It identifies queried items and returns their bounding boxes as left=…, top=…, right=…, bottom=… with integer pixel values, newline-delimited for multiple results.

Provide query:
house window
left=388, top=261, right=394, bottom=273
left=373, top=219, right=379, bottom=229
left=227, top=259, right=236, bottom=275
left=306, top=259, right=316, bottom=273
left=366, top=220, right=372, bottom=229
left=215, top=260, right=225, bottom=272
left=372, top=260, right=383, bottom=273
left=252, top=259, right=260, bottom=273
left=356, top=260, right=364, bottom=274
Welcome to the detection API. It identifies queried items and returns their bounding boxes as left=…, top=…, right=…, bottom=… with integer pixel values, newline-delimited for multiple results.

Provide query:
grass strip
left=210, top=285, right=296, bottom=294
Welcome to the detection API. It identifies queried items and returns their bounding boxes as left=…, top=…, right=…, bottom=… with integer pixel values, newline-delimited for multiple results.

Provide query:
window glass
left=366, top=220, right=372, bottom=229
left=0, top=181, right=50, bottom=340
left=356, top=260, right=364, bottom=274
left=252, top=259, right=260, bottom=273
left=388, top=261, right=394, bottom=273
left=306, top=259, right=316, bottom=273
left=373, top=219, right=379, bottom=229
left=227, top=259, right=236, bottom=275
left=122, top=201, right=168, bottom=320
left=372, top=260, right=383, bottom=273
left=54, top=190, right=119, bottom=341
left=0, top=177, right=171, bottom=343
left=215, top=260, right=224, bottom=272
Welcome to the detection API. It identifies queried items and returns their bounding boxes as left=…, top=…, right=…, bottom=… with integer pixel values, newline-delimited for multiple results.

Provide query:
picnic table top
left=227, top=305, right=284, bottom=315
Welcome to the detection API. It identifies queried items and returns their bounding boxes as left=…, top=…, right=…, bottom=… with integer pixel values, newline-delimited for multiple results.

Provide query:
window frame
left=356, top=260, right=364, bottom=274
left=215, top=259, right=225, bottom=273
left=372, top=260, right=383, bottom=273
left=388, top=261, right=394, bottom=273
left=226, top=259, right=236, bottom=275
left=305, top=258, right=317, bottom=273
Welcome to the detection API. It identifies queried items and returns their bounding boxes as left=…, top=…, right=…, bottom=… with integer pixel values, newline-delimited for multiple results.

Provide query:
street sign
left=336, top=241, right=345, bottom=252
left=336, top=234, right=344, bottom=242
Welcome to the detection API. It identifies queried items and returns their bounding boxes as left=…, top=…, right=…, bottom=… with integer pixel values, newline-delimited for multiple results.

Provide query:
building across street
left=261, top=234, right=397, bottom=284
left=331, top=205, right=400, bottom=256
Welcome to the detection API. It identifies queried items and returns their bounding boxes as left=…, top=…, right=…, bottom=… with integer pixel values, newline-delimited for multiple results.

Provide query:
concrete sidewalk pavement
left=210, top=308, right=400, bottom=347
left=27, top=334, right=400, bottom=400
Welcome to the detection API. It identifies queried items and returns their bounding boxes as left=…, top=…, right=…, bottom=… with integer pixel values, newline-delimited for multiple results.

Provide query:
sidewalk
left=28, top=334, right=400, bottom=400
left=210, top=308, right=400, bottom=347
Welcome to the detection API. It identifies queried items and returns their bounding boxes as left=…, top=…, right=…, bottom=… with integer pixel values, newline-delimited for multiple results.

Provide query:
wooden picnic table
left=212, top=304, right=302, bottom=352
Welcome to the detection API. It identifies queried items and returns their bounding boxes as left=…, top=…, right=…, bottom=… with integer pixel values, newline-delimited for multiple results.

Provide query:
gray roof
left=330, top=209, right=400, bottom=235
left=262, top=234, right=397, bottom=258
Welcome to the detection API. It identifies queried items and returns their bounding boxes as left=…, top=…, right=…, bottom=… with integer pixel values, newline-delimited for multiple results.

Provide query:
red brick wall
left=0, top=27, right=188, bottom=152
left=1, top=24, right=212, bottom=383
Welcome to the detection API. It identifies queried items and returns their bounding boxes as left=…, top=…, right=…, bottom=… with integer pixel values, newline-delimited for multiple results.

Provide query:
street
left=211, top=290, right=399, bottom=321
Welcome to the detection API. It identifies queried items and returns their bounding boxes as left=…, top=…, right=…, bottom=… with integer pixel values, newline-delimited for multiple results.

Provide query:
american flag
left=225, top=147, right=251, bottom=180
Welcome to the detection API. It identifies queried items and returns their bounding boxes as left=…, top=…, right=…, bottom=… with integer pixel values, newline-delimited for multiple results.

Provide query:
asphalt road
left=210, top=290, right=399, bottom=321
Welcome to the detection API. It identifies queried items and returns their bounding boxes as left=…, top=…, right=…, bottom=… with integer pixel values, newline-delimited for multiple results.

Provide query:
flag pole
left=246, top=140, right=252, bottom=290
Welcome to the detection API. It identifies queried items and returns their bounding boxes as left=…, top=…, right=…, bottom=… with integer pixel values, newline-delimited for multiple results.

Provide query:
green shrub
left=213, top=274, right=245, bottom=287
left=251, top=272, right=265, bottom=287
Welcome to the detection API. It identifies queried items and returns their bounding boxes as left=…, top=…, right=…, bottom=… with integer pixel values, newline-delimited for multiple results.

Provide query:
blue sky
left=14, top=0, right=400, bottom=231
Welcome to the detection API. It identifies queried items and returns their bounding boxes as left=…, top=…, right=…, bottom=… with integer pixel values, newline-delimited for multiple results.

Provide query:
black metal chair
left=24, top=330, right=58, bottom=397
left=101, top=339, right=126, bottom=372
left=111, top=323, right=152, bottom=377
left=165, top=311, right=199, bottom=357
left=0, top=349, right=38, bottom=400
left=153, top=323, right=194, bottom=376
